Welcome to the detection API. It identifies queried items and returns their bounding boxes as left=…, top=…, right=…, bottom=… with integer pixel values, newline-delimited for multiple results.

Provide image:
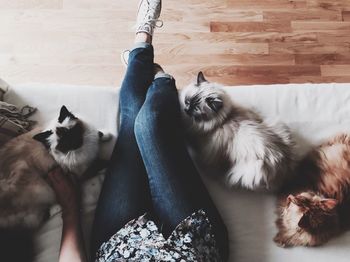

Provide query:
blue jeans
left=91, top=44, right=228, bottom=261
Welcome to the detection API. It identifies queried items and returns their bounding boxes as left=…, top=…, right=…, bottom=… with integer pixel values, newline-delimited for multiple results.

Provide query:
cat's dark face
left=33, top=105, right=84, bottom=153
left=287, top=192, right=338, bottom=233
left=180, top=72, right=231, bottom=133
left=182, top=72, right=223, bottom=122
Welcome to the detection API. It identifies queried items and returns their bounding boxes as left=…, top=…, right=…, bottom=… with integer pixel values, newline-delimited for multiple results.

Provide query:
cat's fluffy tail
left=225, top=119, right=297, bottom=191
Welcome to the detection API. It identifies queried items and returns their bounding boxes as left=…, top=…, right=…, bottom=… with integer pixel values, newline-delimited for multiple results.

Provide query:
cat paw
left=273, top=235, right=288, bottom=248
left=98, top=131, right=112, bottom=142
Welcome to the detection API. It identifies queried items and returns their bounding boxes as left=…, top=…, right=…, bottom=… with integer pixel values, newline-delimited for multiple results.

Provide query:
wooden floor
left=1, top=0, right=350, bottom=88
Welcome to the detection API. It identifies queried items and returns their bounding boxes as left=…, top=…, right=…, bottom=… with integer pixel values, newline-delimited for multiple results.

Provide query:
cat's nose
left=184, top=108, right=191, bottom=115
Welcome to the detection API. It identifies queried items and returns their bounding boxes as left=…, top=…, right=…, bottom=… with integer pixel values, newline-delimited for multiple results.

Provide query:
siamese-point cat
left=179, top=72, right=296, bottom=191
left=0, top=105, right=111, bottom=229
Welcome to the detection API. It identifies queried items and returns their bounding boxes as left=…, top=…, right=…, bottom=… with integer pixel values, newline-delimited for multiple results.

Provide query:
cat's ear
left=320, top=199, right=337, bottom=210
left=298, top=213, right=310, bottom=229
left=196, top=71, right=207, bottom=85
left=58, top=105, right=77, bottom=123
left=287, top=194, right=295, bottom=205
left=33, top=130, right=53, bottom=149
left=206, top=97, right=223, bottom=112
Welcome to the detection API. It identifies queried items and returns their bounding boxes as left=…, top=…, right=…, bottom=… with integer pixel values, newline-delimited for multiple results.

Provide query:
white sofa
left=3, top=81, right=350, bottom=262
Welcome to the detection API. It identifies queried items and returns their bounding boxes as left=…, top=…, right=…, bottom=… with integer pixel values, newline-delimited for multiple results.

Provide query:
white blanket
left=4, top=82, right=350, bottom=262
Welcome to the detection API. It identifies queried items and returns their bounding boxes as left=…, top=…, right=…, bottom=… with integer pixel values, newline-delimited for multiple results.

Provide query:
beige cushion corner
left=0, top=78, right=9, bottom=101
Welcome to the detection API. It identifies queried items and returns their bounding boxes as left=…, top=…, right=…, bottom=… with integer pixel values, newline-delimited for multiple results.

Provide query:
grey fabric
left=0, top=79, right=37, bottom=146
left=0, top=89, right=5, bottom=101
left=0, top=78, right=8, bottom=101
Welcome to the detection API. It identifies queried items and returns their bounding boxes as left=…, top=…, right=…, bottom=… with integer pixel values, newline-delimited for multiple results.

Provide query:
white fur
left=48, top=118, right=100, bottom=176
left=180, top=79, right=296, bottom=191
left=45, top=115, right=110, bottom=176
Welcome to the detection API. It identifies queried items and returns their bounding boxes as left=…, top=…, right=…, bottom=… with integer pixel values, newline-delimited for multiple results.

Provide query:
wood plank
left=164, top=65, right=319, bottom=87
left=63, top=0, right=224, bottom=10
left=316, top=31, right=350, bottom=42
left=183, top=10, right=263, bottom=22
left=208, top=76, right=290, bottom=85
left=292, top=21, right=350, bottom=31
left=295, top=54, right=350, bottom=65
left=156, top=32, right=317, bottom=43
left=289, top=76, right=350, bottom=83
left=0, top=53, right=120, bottom=66
left=154, top=42, right=269, bottom=55
left=164, top=66, right=291, bottom=86
left=231, top=32, right=317, bottom=43
left=227, top=0, right=307, bottom=10
left=0, top=64, right=123, bottom=86
left=0, top=9, right=182, bottom=23
left=321, top=65, right=350, bottom=76
left=0, top=0, right=62, bottom=9
left=263, top=10, right=342, bottom=21
left=201, top=65, right=321, bottom=78
left=210, top=21, right=291, bottom=33
left=307, top=0, right=350, bottom=11
left=0, top=31, right=130, bottom=55
left=269, top=42, right=350, bottom=54
left=62, top=0, right=138, bottom=9
left=156, top=54, right=295, bottom=66
left=343, top=11, right=350, bottom=21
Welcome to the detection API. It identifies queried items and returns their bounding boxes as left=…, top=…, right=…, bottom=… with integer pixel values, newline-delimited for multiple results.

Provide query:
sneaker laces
left=152, top=19, right=163, bottom=28
left=136, top=18, right=163, bottom=30
left=136, top=0, right=163, bottom=29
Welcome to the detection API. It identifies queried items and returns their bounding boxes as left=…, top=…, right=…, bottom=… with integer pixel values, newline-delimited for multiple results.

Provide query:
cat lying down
left=275, top=134, right=350, bottom=247
left=0, top=105, right=110, bottom=229
left=179, top=72, right=296, bottom=191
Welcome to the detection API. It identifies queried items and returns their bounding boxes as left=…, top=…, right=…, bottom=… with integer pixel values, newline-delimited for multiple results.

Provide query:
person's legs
left=91, top=0, right=163, bottom=256
left=90, top=41, right=154, bottom=257
left=134, top=72, right=229, bottom=260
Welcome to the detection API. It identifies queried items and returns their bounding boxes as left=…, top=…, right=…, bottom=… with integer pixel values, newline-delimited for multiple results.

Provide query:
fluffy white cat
left=179, top=72, right=295, bottom=191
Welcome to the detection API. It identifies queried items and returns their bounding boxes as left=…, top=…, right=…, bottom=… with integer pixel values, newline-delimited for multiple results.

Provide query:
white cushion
left=4, top=82, right=350, bottom=262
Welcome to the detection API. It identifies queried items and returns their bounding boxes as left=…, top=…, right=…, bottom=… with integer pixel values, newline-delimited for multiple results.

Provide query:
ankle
left=135, top=32, right=152, bottom=44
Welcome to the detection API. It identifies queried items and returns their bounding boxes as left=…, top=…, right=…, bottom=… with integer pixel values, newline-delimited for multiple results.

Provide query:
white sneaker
left=136, top=0, right=163, bottom=36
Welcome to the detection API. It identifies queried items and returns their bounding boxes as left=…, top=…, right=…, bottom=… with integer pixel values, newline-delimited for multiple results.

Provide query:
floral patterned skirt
left=95, top=209, right=221, bottom=262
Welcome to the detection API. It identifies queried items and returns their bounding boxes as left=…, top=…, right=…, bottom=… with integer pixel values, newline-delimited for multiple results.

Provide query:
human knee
left=134, top=80, right=180, bottom=137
